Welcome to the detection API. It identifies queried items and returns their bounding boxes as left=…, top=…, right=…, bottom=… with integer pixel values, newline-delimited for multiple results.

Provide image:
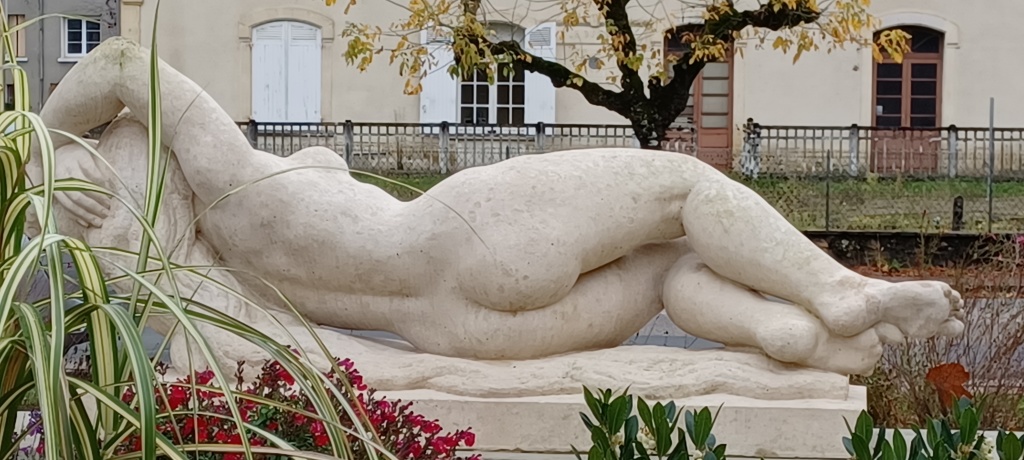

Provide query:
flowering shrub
left=22, top=358, right=478, bottom=460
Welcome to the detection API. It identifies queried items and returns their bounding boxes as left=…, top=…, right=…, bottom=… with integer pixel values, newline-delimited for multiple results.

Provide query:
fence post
left=987, top=98, right=995, bottom=233
left=439, top=122, right=450, bottom=175
left=947, top=124, right=958, bottom=178
left=848, top=124, right=860, bottom=176
left=535, top=122, right=547, bottom=152
left=739, top=118, right=761, bottom=179
left=952, top=195, right=964, bottom=232
left=343, top=120, right=354, bottom=165
left=245, top=119, right=258, bottom=148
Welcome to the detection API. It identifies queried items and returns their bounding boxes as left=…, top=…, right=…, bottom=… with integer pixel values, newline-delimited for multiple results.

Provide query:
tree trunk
left=631, top=118, right=668, bottom=150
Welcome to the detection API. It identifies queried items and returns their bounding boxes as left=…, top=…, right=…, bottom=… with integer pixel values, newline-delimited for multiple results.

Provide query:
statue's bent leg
left=662, top=253, right=884, bottom=375
left=678, top=177, right=964, bottom=341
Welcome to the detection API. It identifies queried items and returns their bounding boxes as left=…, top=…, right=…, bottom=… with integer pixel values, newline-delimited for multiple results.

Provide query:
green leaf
left=959, top=409, right=979, bottom=451
left=704, top=450, right=718, bottom=460
left=638, top=398, right=654, bottom=430
left=852, top=435, right=873, bottom=460
left=855, top=411, right=874, bottom=445
left=584, top=387, right=604, bottom=423
left=875, top=427, right=887, bottom=458
left=894, top=430, right=908, bottom=460
left=624, top=416, right=639, bottom=446
left=1001, top=431, right=1023, bottom=460
left=713, top=443, right=728, bottom=460
left=653, top=404, right=672, bottom=457
left=667, top=427, right=690, bottom=460
left=692, top=407, right=714, bottom=449
left=843, top=437, right=856, bottom=456
left=607, top=394, right=631, bottom=434
left=882, top=441, right=897, bottom=460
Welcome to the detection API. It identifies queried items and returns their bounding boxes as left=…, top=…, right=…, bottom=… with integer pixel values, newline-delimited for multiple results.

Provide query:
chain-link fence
left=237, top=120, right=1024, bottom=234
left=738, top=122, right=1024, bottom=233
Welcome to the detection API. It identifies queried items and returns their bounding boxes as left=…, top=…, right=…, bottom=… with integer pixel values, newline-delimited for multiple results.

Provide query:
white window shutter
left=523, top=22, right=557, bottom=125
left=251, top=23, right=287, bottom=122
left=419, top=28, right=458, bottom=124
left=287, top=23, right=322, bottom=122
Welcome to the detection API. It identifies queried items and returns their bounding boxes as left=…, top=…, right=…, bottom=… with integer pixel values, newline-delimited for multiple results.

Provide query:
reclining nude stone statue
left=28, top=37, right=965, bottom=400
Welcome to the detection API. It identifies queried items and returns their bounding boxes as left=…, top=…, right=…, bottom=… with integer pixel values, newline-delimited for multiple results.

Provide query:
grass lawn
left=356, top=173, right=1024, bottom=233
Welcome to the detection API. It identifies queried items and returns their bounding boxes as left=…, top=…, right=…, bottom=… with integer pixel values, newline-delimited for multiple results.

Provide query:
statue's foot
left=755, top=314, right=882, bottom=376
left=810, top=278, right=964, bottom=340
left=872, top=279, right=965, bottom=340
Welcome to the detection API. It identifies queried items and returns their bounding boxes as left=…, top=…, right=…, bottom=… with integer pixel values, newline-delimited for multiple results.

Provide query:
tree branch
left=595, top=0, right=645, bottom=98
left=480, top=37, right=633, bottom=115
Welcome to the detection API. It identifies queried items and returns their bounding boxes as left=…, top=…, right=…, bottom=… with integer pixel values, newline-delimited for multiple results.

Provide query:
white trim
left=876, top=11, right=960, bottom=48
left=60, top=17, right=102, bottom=60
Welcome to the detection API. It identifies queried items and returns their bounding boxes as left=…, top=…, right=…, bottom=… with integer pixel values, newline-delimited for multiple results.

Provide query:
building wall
left=131, top=0, right=1024, bottom=133
left=5, top=0, right=119, bottom=111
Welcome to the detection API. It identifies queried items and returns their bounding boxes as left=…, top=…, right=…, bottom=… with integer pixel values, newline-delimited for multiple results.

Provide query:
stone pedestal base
left=380, top=386, right=866, bottom=460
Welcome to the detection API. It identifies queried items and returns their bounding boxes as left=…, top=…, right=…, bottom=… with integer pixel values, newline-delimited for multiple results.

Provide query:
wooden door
left=871, top=26, right=944, bottom=175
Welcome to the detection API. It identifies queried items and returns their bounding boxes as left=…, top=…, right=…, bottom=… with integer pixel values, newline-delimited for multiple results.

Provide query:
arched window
left=251, top=21, right=323, bottom=123
left=873, top=26, right=944, bottom=128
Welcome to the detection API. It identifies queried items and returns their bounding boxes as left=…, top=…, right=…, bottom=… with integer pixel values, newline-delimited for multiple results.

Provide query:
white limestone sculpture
left=27, top=37, right=965, bottom=399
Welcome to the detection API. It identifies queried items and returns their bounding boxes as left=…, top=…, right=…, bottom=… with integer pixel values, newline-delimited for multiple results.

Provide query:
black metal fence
left=238, top=120, right=1024, bottom=234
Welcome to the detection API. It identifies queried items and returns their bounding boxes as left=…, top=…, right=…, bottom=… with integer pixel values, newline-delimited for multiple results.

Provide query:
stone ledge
left=381, top=386, right=866, bottom=460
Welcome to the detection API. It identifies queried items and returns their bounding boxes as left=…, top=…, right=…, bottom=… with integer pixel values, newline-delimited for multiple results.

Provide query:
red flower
left=195, top=369, right=215, bottom=385
left=275, top=366, right=295, bottom=386
left=421, top=420, right=442, bottom=436
left=430, top=435, right=458, bottom=452
left=293, top=413, right=307, bottom=425
left=407, top=441, right=424, bottom=457
left=266, top=421, right=279, bottom=431
left=458, top=430, right=476, bottom=447
left=406, top=414, right=425, bottom=428
left=167, top=385, right=189, bottom=410
left=224, top=454, right=244, bottom=460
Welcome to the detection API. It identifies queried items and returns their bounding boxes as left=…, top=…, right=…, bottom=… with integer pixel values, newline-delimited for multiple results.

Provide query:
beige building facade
left=122, top=0, right=1024, bottom=165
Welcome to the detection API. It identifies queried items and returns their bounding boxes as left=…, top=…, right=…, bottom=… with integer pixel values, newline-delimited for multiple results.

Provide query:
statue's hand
left=53, top=147, right=112, bottom=229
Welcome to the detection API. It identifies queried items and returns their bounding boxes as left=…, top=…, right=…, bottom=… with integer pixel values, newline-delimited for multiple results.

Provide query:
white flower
left=981, top=437, right=996, bottom=460
left=611, top=432, right=624, bottom=448
left=638, top=427, right=657, bottom=453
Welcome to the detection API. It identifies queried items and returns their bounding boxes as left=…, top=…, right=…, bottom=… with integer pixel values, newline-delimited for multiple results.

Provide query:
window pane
left=475, top=84, right=488, bottom=104
left=701, top=114, right=727, bottom=128
left=910, top=32, right=942, bottom=53
left=67, top=19, right=82, bottom=31
left=911, top=80, right=937, bottom=97
left=86, top=21, right=100, bottom=31
left=876, top=115, right=902, bottom=127
left=474, top=107, right=489, bottom=124
left=702, top=62, right=729, bottom=78
left=461, top=84, right=474, bottom=104
left=497, top=107, right=509, bottom=124
left=512, top=84, right=524, bottom=105
left=512, top=108, right=524, bottom=125
left=911, top=116, right=937, bottom=128
left=461, top=107, right=474, bottom=124
left=700, top=95, right=728, bottom=114
left=67, top=42, right=82, bottom=55
left=511, top=66, right=525, bottom=83
left=911, top=63, right=937, bottom=79
left=497, top=84, right=509, bottom=105
left=68, top=31, right=82, bottom=43
left=876, top=97, right=901, bottom=115
left=911, top=97, right=936, bottom=115
left=876, top=80, right=902, bottom=96
left=701, top=78, right=728, bottom=95
left=877, top=63, right=902, bottom=79
left=87, top=31, right=101, bottom=43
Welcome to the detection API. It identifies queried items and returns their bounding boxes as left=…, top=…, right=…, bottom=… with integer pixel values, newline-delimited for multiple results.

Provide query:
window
left=664, top=25, right=733, bottom=130
left=250, top=21, right=323, bottom=123
left=62, top=18, right=102, bottom=59
left=458, top=23, right=528, bottom=126
left=7, top=15, right=26, bottom=60
left=460, top=63, right=526, bottom=125
left=873, top=26, right=943, bottom=128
